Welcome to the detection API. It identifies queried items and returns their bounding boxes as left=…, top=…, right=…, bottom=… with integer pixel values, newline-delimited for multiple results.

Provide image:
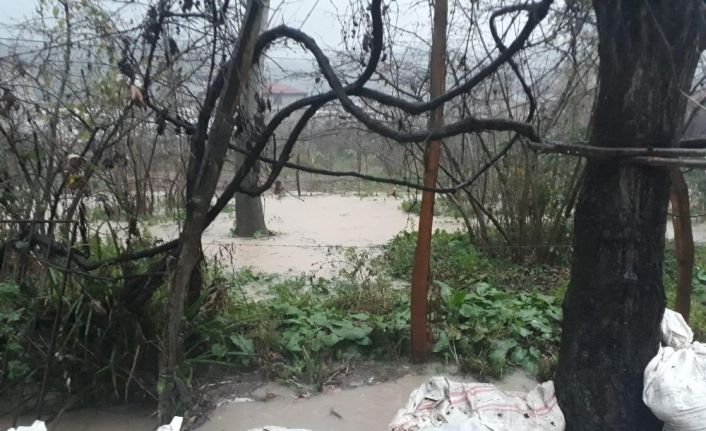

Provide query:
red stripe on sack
left=414, top=392, right=558, bottom=418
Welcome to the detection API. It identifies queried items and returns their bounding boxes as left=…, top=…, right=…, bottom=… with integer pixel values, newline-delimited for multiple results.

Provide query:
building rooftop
left=265, top=82, right=308, bottom=95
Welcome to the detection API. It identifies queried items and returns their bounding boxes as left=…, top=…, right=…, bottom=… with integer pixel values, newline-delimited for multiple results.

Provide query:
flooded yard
left=148, top=194, right=463, bottom=277
left=2, top=367, right=537, bottom=431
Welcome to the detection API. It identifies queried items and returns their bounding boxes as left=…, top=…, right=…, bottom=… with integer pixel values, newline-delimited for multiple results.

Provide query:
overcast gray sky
left=0, top=0, right=433, bottom=89
left=2, top=0, right=36, bottom=22
left=0, top=0, right=430, bottom=51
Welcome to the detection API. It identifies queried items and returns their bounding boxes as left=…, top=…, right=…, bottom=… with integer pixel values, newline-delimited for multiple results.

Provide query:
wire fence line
left=197, top=241, right=573, bottom=250
left=0, top=218, right=575, bottom=285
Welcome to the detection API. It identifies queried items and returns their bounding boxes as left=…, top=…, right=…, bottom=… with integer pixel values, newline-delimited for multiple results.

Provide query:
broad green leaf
left=211, top=343, right=227, bottom=359
left=322, top=333, right=343, bottom=347
left=308, top=312, right=330, bottom=327
left=230, top=335, right=254, bottom=355
left=488, top=339, right=517, bottom=367
left=0, top=282, right=19, bottom=301
left=459, top=303, right=475, bottom=318
left=435, top=280, right=453, bottom=302
left=510, top=347, right=527, bottom=363
left=335, top=324, right=372, bottom=340
left=432, top=331, right=450, bottom=353
left=518, top=327, right=531, bottom=337
left=355, top=336, right=371, bottom=346
left=282, top=331, right=303, bottom=352
left=473, top=282, right=491, bottom=295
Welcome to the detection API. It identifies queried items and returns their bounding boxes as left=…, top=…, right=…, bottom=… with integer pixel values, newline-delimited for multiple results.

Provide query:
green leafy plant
left=663, top=245, right=706, bottom=340
left=382, top=230, right=479, bottom=287
left=431, top=281, right=561, bottom=377
left=0, top=281, right=32, bottom=383
left=399, top=197, right=461, bottom=217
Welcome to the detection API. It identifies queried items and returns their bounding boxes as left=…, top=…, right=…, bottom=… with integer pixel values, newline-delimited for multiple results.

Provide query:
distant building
left=265, top=82, right=308, bottom=110
left=684, top=96, right=706, bottom=140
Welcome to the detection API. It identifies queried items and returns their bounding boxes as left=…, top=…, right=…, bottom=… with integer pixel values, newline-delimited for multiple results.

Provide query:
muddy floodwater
left=149, top=193, right=463, bottom=277
left=112, top=192, right=701, bottom=280
left=0, top=194, right=471, bottom=431
left=197, top=369, right=537, bottom=431
left=2, top=368, right=537, bottom=431
left=4, top=194, right=702, bottom=431
left=5, top=194, right=577, bottom=431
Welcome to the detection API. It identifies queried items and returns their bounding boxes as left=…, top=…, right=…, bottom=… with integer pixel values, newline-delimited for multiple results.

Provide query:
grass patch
left=430, top=281, right=560, bottom=379
left=184, top=230, right=567, bottom=385
left=186, top=270, right=562, bottom=384
left=663, top=243, right=706, bottom=340
left=7, top=228, right=705, bottom=417
left=380, top=230, right=569, bottom=292
left=399, top=196, right=461, bottom=217
left=185, top=271, right=409, bottom=389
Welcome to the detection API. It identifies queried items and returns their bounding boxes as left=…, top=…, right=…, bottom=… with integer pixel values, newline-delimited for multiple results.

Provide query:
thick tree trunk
left=159, top=0, right=263, bottom=419
left=234, top=170, right=267, bottom=236
left=233, top=0, right=269, bottom=238
left=556, top=2, right=703, bottom=430
left=670, top=168, right=694, bottom=321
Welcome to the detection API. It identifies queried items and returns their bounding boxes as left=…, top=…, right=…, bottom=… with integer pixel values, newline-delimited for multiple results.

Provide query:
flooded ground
left=116, top=193, right=703, bottom=280
left=2, top=366, right=537, bottom=431
left=149, top=193, right=462, bottom=277
left=0, top=194, right=472, bottom=431
left=5, top=195, right=702, bottom=430
left=1, top=406, right=158, bottom=431
left=197, top=369, right=536, bottom=431
left=666, top=220, right=706, bottom=243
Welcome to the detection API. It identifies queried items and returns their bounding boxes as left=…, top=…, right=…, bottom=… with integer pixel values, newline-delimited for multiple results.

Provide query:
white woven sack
left=661, top=309, right=693, bottom=349
left=643, top=343, right=706, bottom=431
left=389, top=377, right=564, bottom=431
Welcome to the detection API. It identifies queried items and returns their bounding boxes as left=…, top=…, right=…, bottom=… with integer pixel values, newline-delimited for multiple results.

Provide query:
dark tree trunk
left=159, top=0, right=264, bottom=419
left=556, top=1, right=703, bottom=430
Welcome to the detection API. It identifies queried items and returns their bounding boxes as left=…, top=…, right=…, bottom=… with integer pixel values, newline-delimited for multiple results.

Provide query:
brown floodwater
left=2, top=194, right=471, bottom=431
left=2, top=369, right=537, bottom=431
left=149, top=193, right=462, bottom=277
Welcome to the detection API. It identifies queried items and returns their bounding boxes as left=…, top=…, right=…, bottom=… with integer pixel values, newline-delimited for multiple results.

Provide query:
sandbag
left=643, top=343, right=706, bottom=431
left=6, top=421, right=46, bottom=431
left=661, top=309, right=693, bottom=349
left=389, top=377, right=564, bottom=431
left=644, top=308, right=706, bottom=431
left=157, top=416, right=183, bottom=431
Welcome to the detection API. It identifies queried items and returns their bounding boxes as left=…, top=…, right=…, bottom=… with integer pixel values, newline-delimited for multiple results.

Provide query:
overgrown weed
left=7, top=229, right=705, bottom=419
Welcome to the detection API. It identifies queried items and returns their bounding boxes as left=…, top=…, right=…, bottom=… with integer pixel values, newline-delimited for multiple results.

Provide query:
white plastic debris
left=660, top=309, right=694, bottom=349
left=389, top=377, right=565, bottom=431
left=7, top=420, right=47, bottom=431
left=156, top=416, right=183, bottom=431
left=643, top=309, right=706, bottom=431
left=246, top=428, right=312, bottom=431
left=217, top=397, right=255, bottom=407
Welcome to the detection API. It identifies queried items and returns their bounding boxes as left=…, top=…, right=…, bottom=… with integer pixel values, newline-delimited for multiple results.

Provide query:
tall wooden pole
left=410, top=0, right=447, bottom=363
left=670, top=167, right=694, bottom=321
